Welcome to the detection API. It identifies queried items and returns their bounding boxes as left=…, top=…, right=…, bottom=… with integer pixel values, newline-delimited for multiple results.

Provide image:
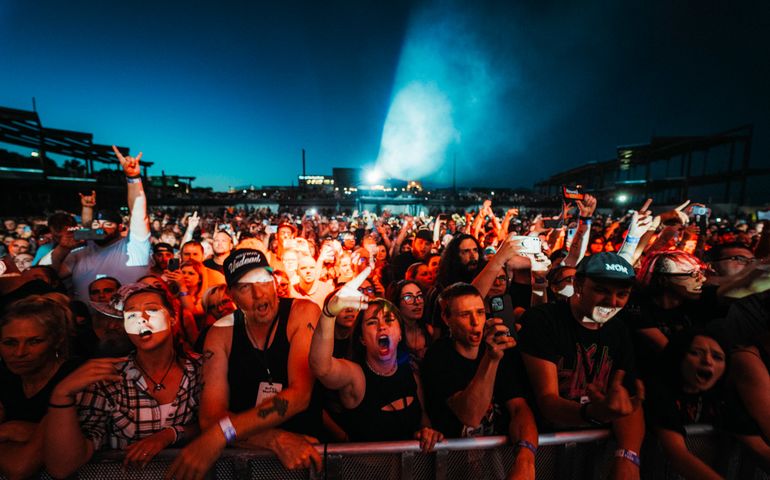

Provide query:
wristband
left=614, top=448, right=641, bottom=467
left=218, top=416, right=237, bottom=445
left=48, top=400, right=76, bottom=408
left=126, top=176, right=142, bottom=184
left=580, top=403, right=605, bottom=426
left=578, top=216, right=592, bottom=221
left=624, top=235, right=640, bottom=245
left=517, top=440, right=538, bottom=455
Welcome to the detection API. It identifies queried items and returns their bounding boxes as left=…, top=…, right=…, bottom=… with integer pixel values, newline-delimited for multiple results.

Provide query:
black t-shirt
left=518, top=302, right=636, bottom=405
left=391, top=251, right=419, bottom=282
left=645, top=379, right=723, bottom=436
left=203, top=258, right=224, bottom=274
left=709, top=290, right=770, bottom=351
left=0, top=358, right=82, bottom=422
left=422, top=337, right=525, bottom=438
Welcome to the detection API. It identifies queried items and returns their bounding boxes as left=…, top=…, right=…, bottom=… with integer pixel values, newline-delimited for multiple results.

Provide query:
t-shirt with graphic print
left=518, top=301, right=636, bottom=430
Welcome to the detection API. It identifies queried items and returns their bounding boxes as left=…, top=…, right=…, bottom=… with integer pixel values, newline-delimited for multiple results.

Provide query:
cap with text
left=223, top=249, right=273, bottom=287
left=576, top=252, right=635, bottom=283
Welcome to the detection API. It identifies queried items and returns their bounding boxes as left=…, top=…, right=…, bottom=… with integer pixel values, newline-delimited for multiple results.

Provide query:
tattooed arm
left=166, top=300, right=322, bottom=480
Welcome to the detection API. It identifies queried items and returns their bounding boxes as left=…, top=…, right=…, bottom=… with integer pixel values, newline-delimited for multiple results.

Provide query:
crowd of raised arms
left=1, top=148, right=770, bottom=480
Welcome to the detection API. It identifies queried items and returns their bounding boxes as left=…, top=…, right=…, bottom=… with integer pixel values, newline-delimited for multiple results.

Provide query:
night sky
left=1, top=0, right=768, bottom=192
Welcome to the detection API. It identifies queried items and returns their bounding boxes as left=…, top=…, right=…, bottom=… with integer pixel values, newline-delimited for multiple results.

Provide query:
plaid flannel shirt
left=76, top=353, right=202, bottom=450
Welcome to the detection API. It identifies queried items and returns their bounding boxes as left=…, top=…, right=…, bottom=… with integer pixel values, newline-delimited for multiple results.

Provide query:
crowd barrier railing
left=8, top=425, right=770, bottom=479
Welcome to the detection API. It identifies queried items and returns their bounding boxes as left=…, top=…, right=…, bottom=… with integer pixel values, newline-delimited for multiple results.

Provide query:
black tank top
left=227, top=298, right=322, bottom=438
left=345, top=360, right=422, bottom=442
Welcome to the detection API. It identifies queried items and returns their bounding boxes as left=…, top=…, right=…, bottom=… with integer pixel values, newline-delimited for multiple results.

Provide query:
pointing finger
left=639, top=198, right=652, bottom=213
left=675, top=200, right=690, bottom=212
left=136, top=152, right=143, bottom=162
left=345, top=266, right=371, bottom=291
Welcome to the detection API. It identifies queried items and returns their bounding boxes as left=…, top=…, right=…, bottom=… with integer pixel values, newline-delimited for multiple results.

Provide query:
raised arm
left=79, top=190, right=96, bottom=227
left=181, top=211, right=200, bottom=246
left=112, top=145, right=150, bottom=240
left=564, top=195, right=597, bottom=267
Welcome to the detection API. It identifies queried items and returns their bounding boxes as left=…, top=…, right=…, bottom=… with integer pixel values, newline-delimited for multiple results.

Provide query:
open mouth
left=469, top=331, right=482, bottom=343
left=139, top=329, right=153, bottom=338
left=695, top=368, right=713, bottom=383
left=377, top=335, right=391, bottom=354
left=256, top=303, right=270, bottom=315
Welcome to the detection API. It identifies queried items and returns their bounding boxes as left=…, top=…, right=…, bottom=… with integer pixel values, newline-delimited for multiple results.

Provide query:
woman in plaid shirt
left=43, top=284, right=202, bottom=478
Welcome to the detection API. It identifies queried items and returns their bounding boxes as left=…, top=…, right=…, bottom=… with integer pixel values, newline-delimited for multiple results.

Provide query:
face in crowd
left=91, top=219, right=120, bottom=245
left=8, top=238, right=30, bottom=257
left=89, top=278, right=121, bottom=304
left=297, top=255, right=317, bottom=285
left=572, top=277, right=632, bottom=324
left=212, top=231, right=233, bottom=256
left=359, top=302, right=402, bottom=364
left=487, top=269, right=508, bottom=297
left=0, top=306, right=65, bottom=378
left=710, top=245, right=755, bottom=277
left=457, top=238, right=480, bottom=273
left=411, top=236, right=431, bottom=260
left=122, top=291, right=174, bottom=350
left=679, top=335, right=726, bottom=394
left=658, top=255, right=706, bottom=301
left=181, top=243, right=205, bottom=263
left=398, top=282, right=424, bottom=323
left=442, top=293, right=486, bottom=354
left=153, top=249, right=174, bottom=270
left=273, top=270, right=291, bottom=298
left=230, top=268, right=279, bottom=325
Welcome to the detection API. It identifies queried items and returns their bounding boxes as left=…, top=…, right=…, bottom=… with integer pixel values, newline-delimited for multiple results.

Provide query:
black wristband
left=126, top=174, right=141, bottom=179
left=48, top=401, right=76, bottom=408
left=578, top=216, right=593, bottom=221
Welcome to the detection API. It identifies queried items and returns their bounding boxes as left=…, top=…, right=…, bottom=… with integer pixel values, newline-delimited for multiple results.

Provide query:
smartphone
left=691, top=206, right=709, bottom=216
left=758, top=210, right=770, bottom=221
left=508, top=235, right=542, bottom=254
left=73, top=228, right=106, bottom=241
left=562, top=185, right=585, bottom=201
left=266, top=225, right=278, bottom=234
left=167, top=258, right=180, bottom=271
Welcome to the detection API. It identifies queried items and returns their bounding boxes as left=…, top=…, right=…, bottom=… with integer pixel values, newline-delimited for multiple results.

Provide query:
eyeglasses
left=493, top=275, right=507, bottom=283
left=662, top=270, right=704, bottom=279
left=401, top=293, right=424, bottom=304
left=358, top=286, right=376, bottom=295
left=714, top=255, right=755, bottom=265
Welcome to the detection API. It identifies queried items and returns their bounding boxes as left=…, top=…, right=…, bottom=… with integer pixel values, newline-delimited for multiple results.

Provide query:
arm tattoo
left=203, top=350, right=214, bottom=362
left=257, top=397, right=289, bottom=419
left=306, top=322, right=315, bottom=332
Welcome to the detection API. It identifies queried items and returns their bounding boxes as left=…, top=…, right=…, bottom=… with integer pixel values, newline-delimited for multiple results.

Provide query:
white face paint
left=583, top=306, right=622, bottom=324
left=238, top=268, right=273, bottom=285
left=123, top=309, right=170, bottom=336
left=557, top=284, right=575, bottom=298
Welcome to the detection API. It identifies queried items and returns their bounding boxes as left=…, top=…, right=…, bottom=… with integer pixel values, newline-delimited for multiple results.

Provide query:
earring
left=55, top=350, right=60, bottom=360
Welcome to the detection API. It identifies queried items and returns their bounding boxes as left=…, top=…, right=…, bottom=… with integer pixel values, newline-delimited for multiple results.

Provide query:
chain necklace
left=135, top=355, right=175, bottom=392
left=366, top=359, right=397, bottom=377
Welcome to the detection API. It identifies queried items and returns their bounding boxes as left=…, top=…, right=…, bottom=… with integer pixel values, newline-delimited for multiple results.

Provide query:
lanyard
left=246, top=311, right=281, bottom=382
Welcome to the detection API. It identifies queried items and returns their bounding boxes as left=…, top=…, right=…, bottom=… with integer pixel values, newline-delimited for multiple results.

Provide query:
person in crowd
left=281, top=248, right=300, bottom=285
left=44, top=284, right=202, bottom=478
left=8, top=237, right=31, bottom=258
left=204, top=230, right=233, bottom=275
left=32, top=212, right=79, bottom=266
left=644, top=329, right=727, bottom=480
left=87, top=276, right=121, bottom=304
left=193, top=284, right=236, bottom=353
left=0, top=296, right=81, bottom=479
left=13, top=253, right=34, bottom=273
left=405, top=261, right=433, bottom=291
left=547, top=265, right=577, bottom=303
left=387, top=280, right=431, bottom=365
left=50, top=147, right=151, bottom=302
left=292, top=253, right=334, bottom=306
left=422, top=282, right=537, bottom=479
left=166, top=249, right=323, bottom=477
left=273, top=269, right=292, bottom=298
left=181, top=241, right=226, bottom=287
left=337, top=250, right=355, bottom=284
left=391, top=229, right=434, bottom=281
left=150, top=242, right=175, bottom=276
left=518, top=252, right=644, bottom=480
left=309, top=268, right=444, bottom=449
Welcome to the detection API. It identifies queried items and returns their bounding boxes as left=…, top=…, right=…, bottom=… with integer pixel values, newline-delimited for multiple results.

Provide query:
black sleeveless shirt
left=227, top=298, right=323, bottom=438
left=344, top=360, right=423, bottom=442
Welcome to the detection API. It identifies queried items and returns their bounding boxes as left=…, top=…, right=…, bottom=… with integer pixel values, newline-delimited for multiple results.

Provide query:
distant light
left=491, top=191, right=495, bottom=195
left=30, top=151, right=39, bottom=157
left=365, top=169, right=382, bottom=184
left=617, top=194, right=628, bottom=203
left=243, top=189, right=247, bottom=193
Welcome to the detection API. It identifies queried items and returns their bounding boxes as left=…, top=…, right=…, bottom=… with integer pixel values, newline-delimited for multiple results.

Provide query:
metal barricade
left=6, top=426, right=770, bottom=479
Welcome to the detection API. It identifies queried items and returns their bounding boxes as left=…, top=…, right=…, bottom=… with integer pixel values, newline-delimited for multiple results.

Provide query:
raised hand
left=659, top=200, right=691, bottom=226
left=576, top=194, right=598, bottom=218
left=79, top=190, right=96, bottom=208
left=187, top=211, right=200, bottom=230
left=50, top=357, right=127, bottom=403
left=586, top=370, right=645, bottom=423
left=112, top=145, right=142, bottom=178
left=323, top=267, right=371, bottom=317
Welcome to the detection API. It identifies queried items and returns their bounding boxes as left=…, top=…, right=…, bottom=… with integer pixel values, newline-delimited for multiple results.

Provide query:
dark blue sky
left=1, top=0, right=768, bottom=191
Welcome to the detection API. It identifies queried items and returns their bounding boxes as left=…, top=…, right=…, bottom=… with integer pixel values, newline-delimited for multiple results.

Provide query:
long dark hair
left=660, top=328, right=729, bottom=392
left=436, top=234, right=485, bottom=287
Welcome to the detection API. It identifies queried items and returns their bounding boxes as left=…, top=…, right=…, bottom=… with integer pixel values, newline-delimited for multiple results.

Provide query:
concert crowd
left=1, top=148, right=770, bottom=480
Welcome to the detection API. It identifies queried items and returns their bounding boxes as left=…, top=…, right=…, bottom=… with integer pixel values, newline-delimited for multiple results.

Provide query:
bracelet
left=48, top=400, right=76, bottom=408
left=614, top=448, right=641, bottom=467
left=166, top=426, right=179, bottom=444
left=218, top=416, right=237, bottom=445
left=126, top=176, right=142, bottom=184
left=322, top=299, right=334, bottom=318
left=517, top=440, right=538, bottom=455
left=580, top=403, right=605, bottom=426
left=624, top=235, right=640, bottom=245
